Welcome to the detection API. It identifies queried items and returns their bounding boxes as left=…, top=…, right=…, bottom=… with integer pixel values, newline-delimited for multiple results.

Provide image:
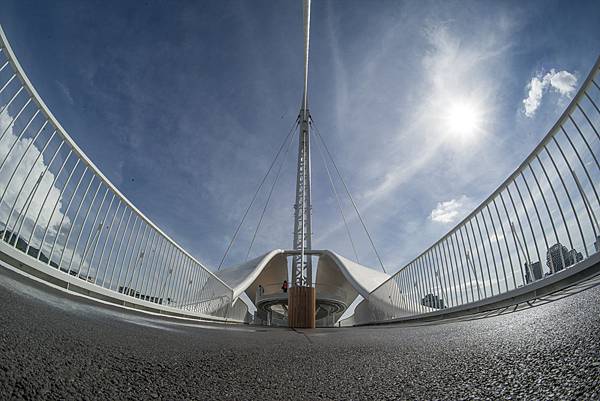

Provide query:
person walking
left=281, top=280, right=288, bottom=293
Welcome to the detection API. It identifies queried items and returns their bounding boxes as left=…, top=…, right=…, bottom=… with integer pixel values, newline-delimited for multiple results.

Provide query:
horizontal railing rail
left=254, top=282, right=348, bottom=306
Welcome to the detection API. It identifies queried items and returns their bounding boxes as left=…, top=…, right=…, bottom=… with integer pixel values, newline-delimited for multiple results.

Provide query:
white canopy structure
left=217, top=249, right=390, bottom=325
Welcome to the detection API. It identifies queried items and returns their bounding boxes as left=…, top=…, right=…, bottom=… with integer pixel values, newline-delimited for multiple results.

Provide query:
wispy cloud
left=318, top=16, right=513, bottom=254
left=55, top=80, right=74, bottom=105
left=361, top=20, right=511, bottom=206
left=522, top=69, right=577, bottom=117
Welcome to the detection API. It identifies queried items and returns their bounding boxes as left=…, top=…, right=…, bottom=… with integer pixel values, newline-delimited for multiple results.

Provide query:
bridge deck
left=1, top=263, right=598, bottom=400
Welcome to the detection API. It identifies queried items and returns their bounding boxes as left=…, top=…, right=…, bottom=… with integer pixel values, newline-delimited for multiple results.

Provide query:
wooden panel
left=288, top=286, right=316, bottom=328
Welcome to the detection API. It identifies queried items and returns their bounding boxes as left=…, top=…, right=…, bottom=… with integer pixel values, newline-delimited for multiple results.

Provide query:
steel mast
left=292, top=0, right=313, bottom=287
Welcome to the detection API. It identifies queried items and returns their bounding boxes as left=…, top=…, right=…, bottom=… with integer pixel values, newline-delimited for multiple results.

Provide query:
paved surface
left=0, top=265, right=599, bottom=400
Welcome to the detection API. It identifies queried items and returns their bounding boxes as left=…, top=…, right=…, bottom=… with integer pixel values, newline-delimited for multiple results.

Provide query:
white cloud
left=522, top=69, right=577, bottom=117
left=430, top=195, right=475, bottom=224
left=0, top=110, right=69, bottom=254
left=547, top=70, right=577, bottom=95
left=523, top=76, right=545, bottom=117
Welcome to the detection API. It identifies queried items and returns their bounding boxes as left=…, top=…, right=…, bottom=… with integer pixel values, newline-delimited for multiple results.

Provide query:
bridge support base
left=288, top=286, right=316, bottom=328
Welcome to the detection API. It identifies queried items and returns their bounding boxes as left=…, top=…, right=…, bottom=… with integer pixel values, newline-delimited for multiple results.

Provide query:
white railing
left=353, top=56, right=600, bottom=325
left=0, top=25, right=243, bottom=322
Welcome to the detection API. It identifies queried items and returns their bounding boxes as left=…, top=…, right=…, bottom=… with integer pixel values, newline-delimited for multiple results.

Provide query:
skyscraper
left=546, top=243, right=583, bottom=273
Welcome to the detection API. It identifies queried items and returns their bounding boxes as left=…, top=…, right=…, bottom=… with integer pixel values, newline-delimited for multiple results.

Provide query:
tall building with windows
left=546, top=243, right=583, bottom=273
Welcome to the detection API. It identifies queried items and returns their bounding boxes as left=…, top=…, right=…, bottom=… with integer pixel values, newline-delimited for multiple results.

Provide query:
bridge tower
left=289, top=0, right=316, bottom=328
left=292, top=0, right=313, bottom=288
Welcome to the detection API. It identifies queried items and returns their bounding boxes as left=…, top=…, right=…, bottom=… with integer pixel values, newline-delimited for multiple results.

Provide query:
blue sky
left=1, top=0, right=599, bottom=275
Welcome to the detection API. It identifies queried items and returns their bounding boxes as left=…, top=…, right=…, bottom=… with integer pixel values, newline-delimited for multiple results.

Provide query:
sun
left=445, top=100, right=482, bottom=139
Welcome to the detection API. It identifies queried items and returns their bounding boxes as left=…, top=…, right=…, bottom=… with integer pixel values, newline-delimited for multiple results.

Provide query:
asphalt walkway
left=0, top=265, right=599, bottom=400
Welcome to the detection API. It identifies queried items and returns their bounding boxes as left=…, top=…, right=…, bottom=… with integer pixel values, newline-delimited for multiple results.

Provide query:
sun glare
left=445, top=101, right=481, bottom=139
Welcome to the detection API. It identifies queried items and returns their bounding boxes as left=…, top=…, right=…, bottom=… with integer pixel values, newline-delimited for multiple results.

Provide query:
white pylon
left=292, top=0, right=313, bottom=287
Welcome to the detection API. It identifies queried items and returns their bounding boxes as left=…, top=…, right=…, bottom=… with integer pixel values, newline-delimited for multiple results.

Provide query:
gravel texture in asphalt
left=0, top=265, right=599, bottom=400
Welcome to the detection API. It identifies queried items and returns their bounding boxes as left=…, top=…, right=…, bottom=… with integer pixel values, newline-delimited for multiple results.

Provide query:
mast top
left=301, top=0, right=311, bottom=114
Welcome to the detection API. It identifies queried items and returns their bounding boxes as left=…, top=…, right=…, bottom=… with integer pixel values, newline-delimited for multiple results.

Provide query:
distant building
left=547, top=243, right=568, bottom=272
left=546, top=243, right=583, bottom=273
left=421, top=293, right=446, bottom=309
left=567, top=249, right=583, bottom=265
left=524, top=261, right=543, bottom=284
left=0, top=229, right=58, bottom=268
left=118, top=286, right=164, bottom=304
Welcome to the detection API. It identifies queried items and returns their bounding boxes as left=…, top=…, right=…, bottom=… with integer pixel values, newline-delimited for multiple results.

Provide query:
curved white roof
left=323, top=251, right=390, bottom=298
left=216, top=249, right=390, bottom=303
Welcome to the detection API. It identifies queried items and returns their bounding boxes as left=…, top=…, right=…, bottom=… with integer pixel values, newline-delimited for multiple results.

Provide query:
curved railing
left=254, top=282, right=349, bottom=319
left=0, top=26, right=244, bottom=322
left=354, top=56, right=600, bottom=325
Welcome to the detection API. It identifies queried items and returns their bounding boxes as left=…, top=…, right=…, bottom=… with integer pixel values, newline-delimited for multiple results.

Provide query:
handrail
left=0, top=25, right=231, bottom=292
left=357, top=55, right=600, bottom=325
left=371, top=55, right=600, bottom=294
left=0, top=24, right=238, bottom=321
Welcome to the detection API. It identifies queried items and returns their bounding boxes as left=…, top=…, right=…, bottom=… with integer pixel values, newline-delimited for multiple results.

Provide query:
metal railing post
left=547, top=140, right=589, bottom=257
left=492, top=198, right=513, bottom=290
left=458, top=227, right=476, bottom=302
left=73, top=188, right=110, bottom=278
left=5, top=130, right=56, bottom=238
left=499, top=192, right=523, bottom=287
left=108, top=209, right=133, bottom=289
left=24, top=148, right=71, bottom=254
left=57, top=175, right=96, bottom=271
left=38, top=158, right=80, bottom=263
left=97, top=200, right=124, bottom=287
left=48, top=167, right=89, bottom=266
